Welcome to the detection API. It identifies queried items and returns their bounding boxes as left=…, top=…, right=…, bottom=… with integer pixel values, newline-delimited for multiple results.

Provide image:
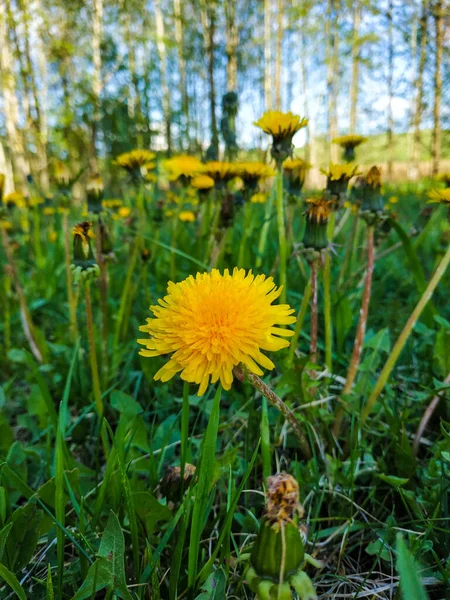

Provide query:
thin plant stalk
left=333, top=225, right=375, bottom=437
left=360, top=241, right=450, bottom=427
left=170, top=212, right=180, bottom=282
left=310, top=258, right=319, bottom=362
left=33, top=205, right=44, bottom=269
left=276, top=171, right=287, bottom=303
left=1, top=227, right=42, bottom=362
left=237, top=201, right=252, bottom=268
left=3, top=275, right=11, bottom=354
left=323, top=251, right=333, bottom=372
left=84, top=281, right=109, bottom=458
left=113, top=235, right=139, bottom=353
left=287, top=278, right=312, bottom=367
left=234, top=364, right=311, bottom=459
left=95, top=220, right=109, bottom=382
left=256, top=185, right=276, bottom=269
left=62, top=211, right=78, bottom=341
left=413, top=372, right=450, bottom=456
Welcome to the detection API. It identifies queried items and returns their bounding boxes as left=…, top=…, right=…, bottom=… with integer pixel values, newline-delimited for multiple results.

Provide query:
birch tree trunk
left=174, top=0, right=190, bottom=148
left=122, top=3, right=143, bottom=148
left=411, top=0, right=428, bottom=177
left=264, top=0, right=273, bottom=110
left=275, top=0, right=283, bottom=110
left=387, top=0, right=394, bottom=181
left=225, top=0, right=238, bottom=92
left=155, top=0, right=172, bottom=154
left=326, top=0, right=339, bottom=162
left=431, top=0, right=443, bottom=175
left=200, top=0, right=219, bottom=159
left=349, top=0, right=361, bottom=133
left=91, top=0, right=103, bottom=170
left=0, top=0, right=29, bottom=189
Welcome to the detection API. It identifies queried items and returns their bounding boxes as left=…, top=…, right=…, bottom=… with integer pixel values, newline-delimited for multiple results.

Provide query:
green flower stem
left=360, top=241, right=450, bottom=427
left=113, top=236, right=139, bottom=353
left=3, top=273, right=11, bottom=354
left=234, top=364, right=311, bottom=459
left=84, top=281, right=109, bottom=458
left=204, top=190, right=220, bottom=264
left=276, top=171, right=287, bottom=303
left=33, top=206, right=44, bottom=269
left=333, top=225, right=375, bottom=437
left=310, top=258, right=319, bottom=363
left=1, top=227, right=42, bottom=363
left=256, top=185, right=276, bottom=269
left=323, top=211, right=337, bottom=372
left=62, top=212, right=78, bottom=342
left=287, top=278, right=312, bottom=367
left=95, top=221, right=109, bottom=382
left=338, top=209, right=359, bottom=287
left=323, top=251, right=333, bottom=372
left=237, top=201, right=252, bottom=268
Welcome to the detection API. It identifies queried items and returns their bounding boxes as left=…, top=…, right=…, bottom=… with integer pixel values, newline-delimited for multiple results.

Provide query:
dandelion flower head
left=254, top=111, right=308, bottom=141
left=332, top=135, right=367, bottom=149
left=428, top=188, right=450, bottom=206
left=321, top=163, right=360, bottom=182
left=138, top=268, right=296, bottom=395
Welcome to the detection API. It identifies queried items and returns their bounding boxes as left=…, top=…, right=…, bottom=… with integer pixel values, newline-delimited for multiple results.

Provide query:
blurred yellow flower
left=235, top=162, right=276, bottom=187
left=388, top=196, right=399, bottom=204
left=179, top=210, right=196, bottom=222
left=48, top=231, right=58, bottom=242
left=29, top=196, right=45, bottom=207
left=251, top=192, right=268, bottom=204
left=0, top=173, right=6, bottom=201
left=321, top=163, right=360, bottom=182
left=54, top=160, right=72, bottom=186
left=200, top=161, right=238, bottom=183
left=191, top=175, right=214, bottom=190
left=332, top=135, right=367, bottom=149
left=103, top=199, right=122, bottom=209
left=427, top=188, right=450, bottom=205
left=118, top=207, right=131, bottom=218
left=283, top=158, right=311, bottom=173
left=0, top=220, right=13, bottom=231
left=163, top=155, right=203, bottom=181
left=43, top=207, right=56, bottom=216
left=305, top=197, right=334, bottom=223
left=115, top=149, right=156, bottom=171
left=138, top=268, right=296, bottom=395
left=4, top=192, right=26, bottom=209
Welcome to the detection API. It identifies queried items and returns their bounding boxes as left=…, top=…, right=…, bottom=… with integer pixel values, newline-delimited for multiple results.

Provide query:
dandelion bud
left=360, top=166, right=384, bottom=217
left=71, top=221, right=99, bottom=283
left=86, top=175, right=104, bottom=214
left=246, top=474, right=317, bottom=600
left=302, top=196, right=333, bottom=251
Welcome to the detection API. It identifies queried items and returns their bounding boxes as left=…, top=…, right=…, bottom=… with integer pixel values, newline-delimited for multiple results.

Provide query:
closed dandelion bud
left=99, top=221, right=113, bottom=257
left=360, top=166, right=384, bottom=216
left=71, top=222, right=99, bottom=283
left=86, top=175, right=104, bottom=214
left=302, top=197, right=333, bottom=251
left=251, top=520, right=305, bottom=581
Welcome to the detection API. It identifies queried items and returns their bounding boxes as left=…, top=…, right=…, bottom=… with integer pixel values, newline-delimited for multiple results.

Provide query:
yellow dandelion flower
left=437, top=173, right=450, bottom=186
left=163, top=155, right=203, bottom=181
left=427, top=188, right=450, bottom=205
left=54, top=160, right=72, bottom=186
left=179, top=210, right=196, bottom=222
left=251, top=192, right=268, bottom=204
left=282, top=158, right=311, bottom=172
left=115, top=149, right=156, bottom=171
left=29, top=196, right=45, bottom=207
left=118, top=207, right=131, bottom=218
left=87, top=175, right=103, bottom=195
left=72, top=221, right=94, bottom=243
left=102, top=199, right=123, bottom=209
left=191, top=175, right=215, bottom=190
left=254, top=111, right=308, bottom=140
left=200, top=161, right=238, bottom=183
left=235, top=162, right=276, bottom=187
left=138, top=268, right=296, bottom=396
left=332, top=135, right=367, bottom=149
left=145, top=172, right=158, bottom=183
left=321, top=163, right=360, bottom=182
left=4, top=191, right=26, bottom=209
left=48, top=231, right=58, bottom=242
left=0, top=220, right=13, bottom=231
left=165, top=209, right=175, bottom=218
left=388, top=196, right=399, bottom=204
left=43, top=206, right=55, bottom=216
left=305, top=197, right=334, bottom=223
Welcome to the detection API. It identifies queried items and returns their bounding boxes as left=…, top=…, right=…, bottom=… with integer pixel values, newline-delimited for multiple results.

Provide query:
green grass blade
left=260, top=397, right=271, bottom=481
left=396, top=534, right=429, bottom=600
left=188, top=385, right=222, bottom=589
left=0, top=563, right=27, bottom=600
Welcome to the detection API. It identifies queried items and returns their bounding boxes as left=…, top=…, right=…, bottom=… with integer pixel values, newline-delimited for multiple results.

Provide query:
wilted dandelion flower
left=138, top=268, right=296, bottom=396
left=178, top=210, right=196, bottom=222
left=427, top=188, right=450, bottom=206
left=254, top=111, right=308, bottom=166
left=360, top=166, right=384, bottom=215
left=163, top=155, right=203, bottom=183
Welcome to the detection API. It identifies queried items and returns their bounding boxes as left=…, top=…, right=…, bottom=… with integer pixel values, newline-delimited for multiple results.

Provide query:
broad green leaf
left=4, top=503, right=43, bottom=572
left=195, top=568, right=227, bottom=599
left=396, top=535, right=429, bottom=600
left=110, top=390, right=143, bottom=418
left=71, top=557, right=113, bottom=600
left=134, top=492, right=172, bottom=536
left=0, top=563, right=27, bottom=600
left=0, top=522, right=12, bottom=562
